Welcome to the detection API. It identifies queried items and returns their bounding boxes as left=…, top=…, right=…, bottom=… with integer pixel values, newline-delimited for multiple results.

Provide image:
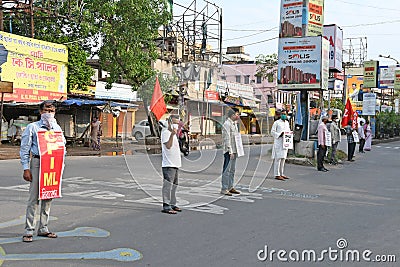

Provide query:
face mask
left=172, top=124, right=179, bottom=130
left=41, top=113, right=55, bottom=128
left=281, top=114, right=287, bottom=120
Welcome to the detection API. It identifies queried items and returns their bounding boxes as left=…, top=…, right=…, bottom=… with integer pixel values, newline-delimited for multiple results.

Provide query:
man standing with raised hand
left=20, top=100, right=65, bottom=242
left=221, top=108, right=241, bottom=196
left=271, top=109, right=291, bottom=180
left=161, top=115, right=182, bottom=214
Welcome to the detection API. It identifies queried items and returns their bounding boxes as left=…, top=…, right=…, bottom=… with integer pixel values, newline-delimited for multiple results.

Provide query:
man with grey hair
left=317, top=116, right=329, bottom=172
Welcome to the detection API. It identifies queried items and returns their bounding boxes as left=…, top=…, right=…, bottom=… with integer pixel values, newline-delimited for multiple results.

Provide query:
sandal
left=22, top=234, right=33, bottom=242
left=161, top=209, right=177, bottom=214
left=38, top=232, right=57, bottom=238
left=172, top=207, right=182, bottom=212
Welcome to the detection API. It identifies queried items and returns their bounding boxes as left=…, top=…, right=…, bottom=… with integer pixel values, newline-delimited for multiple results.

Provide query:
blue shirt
left=20, top=119, right=65, bottom=170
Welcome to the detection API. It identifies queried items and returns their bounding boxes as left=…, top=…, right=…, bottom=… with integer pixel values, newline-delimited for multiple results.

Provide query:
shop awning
left=61, top=99, right=138, bottom=109
left=61, top=99, right=107, bottom=106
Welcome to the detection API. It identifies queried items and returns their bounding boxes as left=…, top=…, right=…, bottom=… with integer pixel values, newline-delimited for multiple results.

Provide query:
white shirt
left=271, top=119, right=291, bottom=159
left=222, top=118, right=239, bottom=154
left=161, top=128, right=181, bottom=168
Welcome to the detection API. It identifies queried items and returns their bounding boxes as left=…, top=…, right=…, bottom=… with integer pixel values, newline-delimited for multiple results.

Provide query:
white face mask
left=172, top=124, right=179, bottom=130
left=41, top=113, right=55, bottom=128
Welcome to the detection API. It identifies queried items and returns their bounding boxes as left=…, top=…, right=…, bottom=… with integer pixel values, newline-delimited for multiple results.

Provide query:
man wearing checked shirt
left=20, top=100, right=65, bottom=242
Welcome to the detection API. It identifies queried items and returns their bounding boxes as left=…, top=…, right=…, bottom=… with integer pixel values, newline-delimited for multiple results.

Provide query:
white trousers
left=273, top=158, right=286, bottom=177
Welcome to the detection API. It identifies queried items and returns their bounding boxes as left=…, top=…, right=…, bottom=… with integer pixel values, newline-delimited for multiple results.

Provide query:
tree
left=2, top=0, right=95, bottom=93
left=85, top=0, right=171, bottom=90
left=255, top=53, right=278, bottom=83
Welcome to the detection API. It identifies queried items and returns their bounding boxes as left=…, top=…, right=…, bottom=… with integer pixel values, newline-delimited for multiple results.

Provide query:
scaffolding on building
left=343, top=37, right=368, bottom=67
left=156, top=0, right=223, bottom=65
left=0, top=0, right=80, bottom=37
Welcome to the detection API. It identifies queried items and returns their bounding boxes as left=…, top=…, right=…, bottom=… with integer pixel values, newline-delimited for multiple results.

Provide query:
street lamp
left=378, top=54, right=400, bottom=64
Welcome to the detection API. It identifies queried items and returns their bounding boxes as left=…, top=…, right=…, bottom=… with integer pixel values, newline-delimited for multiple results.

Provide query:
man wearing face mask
left=161, top=114, right=182, bottom=214
left=271, top=109, right=291, bottom=181
left=329, top=115, right=341, bottom=165
left=20, top=100, right=65, bottom=242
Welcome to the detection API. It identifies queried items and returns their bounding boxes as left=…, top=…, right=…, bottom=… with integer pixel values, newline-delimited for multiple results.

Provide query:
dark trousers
left=317, top=145, right=327, bottom=170
left=348, top=142, right=356, bottom=160
left=359, top=138, right=365, bottom=152
left=162, top=167, right=179, bottom=210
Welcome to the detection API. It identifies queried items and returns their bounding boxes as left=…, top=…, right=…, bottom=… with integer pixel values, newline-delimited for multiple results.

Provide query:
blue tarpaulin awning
left=61, top=99, right=107, bottom=106
left=61, top=99, right=138, bottom=109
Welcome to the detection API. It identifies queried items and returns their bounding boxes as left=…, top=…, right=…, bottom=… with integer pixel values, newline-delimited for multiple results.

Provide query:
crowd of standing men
left=18, top=103, right=375, bottom=240
left=317, top=115, right=372, bottom=172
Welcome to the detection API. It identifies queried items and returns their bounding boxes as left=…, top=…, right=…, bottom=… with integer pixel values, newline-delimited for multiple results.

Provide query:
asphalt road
left=0, top=142, right=399, bottom=267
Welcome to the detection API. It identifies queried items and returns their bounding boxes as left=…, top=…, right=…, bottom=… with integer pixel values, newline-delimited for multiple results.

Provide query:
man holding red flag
left=342, top=98, right=357, bottom=161
left=341, top=98, right=354, bottom=128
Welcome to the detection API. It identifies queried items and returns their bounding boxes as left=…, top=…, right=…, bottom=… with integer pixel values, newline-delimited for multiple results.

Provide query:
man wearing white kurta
left=271, top=110, right=291, bottom=181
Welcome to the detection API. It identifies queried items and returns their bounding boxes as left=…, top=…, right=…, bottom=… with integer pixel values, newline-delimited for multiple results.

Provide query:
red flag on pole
left=150, top=77, right=167, bottom=121
left=341, top=98, right=354, bottom=128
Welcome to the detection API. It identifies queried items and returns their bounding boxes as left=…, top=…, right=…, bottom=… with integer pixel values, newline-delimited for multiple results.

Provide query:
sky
left=176, top=0, right=400, bottom=66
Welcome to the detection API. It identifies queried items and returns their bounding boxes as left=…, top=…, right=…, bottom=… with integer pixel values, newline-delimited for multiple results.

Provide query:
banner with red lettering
left=37, top=131, right=65, bottom=200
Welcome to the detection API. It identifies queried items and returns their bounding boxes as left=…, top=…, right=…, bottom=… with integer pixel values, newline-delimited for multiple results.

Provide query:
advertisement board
left=362, top=93, right=376, bottom=116
left=378, top=65, right=397, bottom=89
left=279, top=0, right=325, bottom=38
left=205, top=90, right=219, bottom=102
left=95, top=81, right=138, bottom=102
left=395, top=69, right=400, bottom=90
left=363, top=60, right=379, bottom=88
left=306, top=0, right=325, bottom=36
left=0, top=31, right=68, bottom=103
left=323, top=24, right=343, bottom=72
left=279, top=0, right=304, bottom=38
left=278, top=36, right=324, bottom=90
left=346, top=75, right=363, bottom=101
left=321, top=37, right=329, bottom=90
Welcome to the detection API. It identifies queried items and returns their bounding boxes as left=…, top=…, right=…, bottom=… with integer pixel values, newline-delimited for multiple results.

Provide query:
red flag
left=150, top=77, right=167, bottom=121
left=341, top=98, right=353, bottom=128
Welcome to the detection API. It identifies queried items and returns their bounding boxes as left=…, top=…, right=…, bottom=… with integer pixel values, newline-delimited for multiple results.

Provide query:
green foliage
left=85, top=0, right=171, bottom=90
left=138, top=72, right=179, bottom=103
left=2, top=0, right=94, bottom=93
left=255, top=53, right=278, bottom=83
left=3, top=0, right=171, bottom=94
